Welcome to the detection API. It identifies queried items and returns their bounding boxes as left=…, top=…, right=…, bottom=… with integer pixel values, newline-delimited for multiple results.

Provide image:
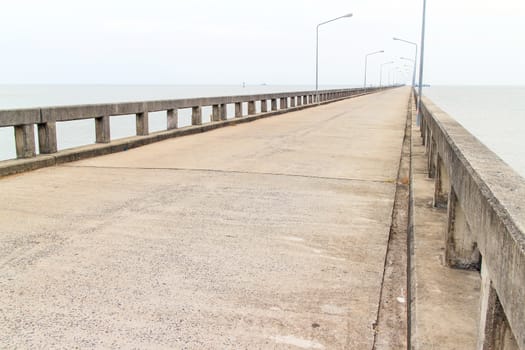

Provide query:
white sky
left=1, top=0, right=524, bottom=85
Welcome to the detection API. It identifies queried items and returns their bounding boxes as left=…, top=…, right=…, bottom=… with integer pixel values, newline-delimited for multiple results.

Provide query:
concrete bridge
left=0, top=87, right=523, bottom=349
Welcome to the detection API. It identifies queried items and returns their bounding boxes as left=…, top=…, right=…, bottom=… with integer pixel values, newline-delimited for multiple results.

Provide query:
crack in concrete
left=63, top=165, right=397, bottom=185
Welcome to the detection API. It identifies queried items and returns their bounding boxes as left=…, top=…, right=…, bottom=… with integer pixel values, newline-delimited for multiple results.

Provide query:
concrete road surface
left=0, top=87, right=409, bottom=349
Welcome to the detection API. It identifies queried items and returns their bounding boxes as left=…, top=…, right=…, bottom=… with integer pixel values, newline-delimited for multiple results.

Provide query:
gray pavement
left=0, top=88, right=409, bottom=349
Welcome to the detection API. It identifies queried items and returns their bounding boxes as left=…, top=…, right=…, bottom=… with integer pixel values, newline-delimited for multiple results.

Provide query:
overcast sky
left=1, top=0, right=524, bottom=86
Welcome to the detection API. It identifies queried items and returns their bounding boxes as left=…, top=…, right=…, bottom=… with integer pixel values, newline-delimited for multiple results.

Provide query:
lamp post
left=393, top=37, right=418, bottom=88
left=316, top=13, right=353, bottom=103
left=398, top=69, right=408, bottom=85
left=388, top=66, right=399, bottom=86
left=380, top=61, right=394, bottom=87
left=400, top=57, right=415, bottom=86
left=363, top=50, right=384, bottom=90
left=393, top=69, right=399, bottom=85
left=417, top=0, right=427, bottom=125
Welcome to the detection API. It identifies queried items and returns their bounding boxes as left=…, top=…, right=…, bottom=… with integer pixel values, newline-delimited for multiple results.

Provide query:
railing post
left=38, top=121, right=58, bottom=153
left=192, top=106, right=202, bottom=125
left=433, top=154, right=449, bottom=208
left=478, top=260, right=519, bottom=350
left=235, top=102, right=242, bottom=118
left=95, top=116, right=110, bottom=143
left=271, top=99, right=278, bottom=111
left=248, top=101, right=256, bottom=115
left=420, top=103, right=427, bottom=138
left=167, top=109, right=178, bottom=129
left=212, top=105, right=220, bottom=122
left=309, top=95, right=313, bottom=104
left=14, top=124, right=36, bottom=158
left=445, top=187, right=480, bottom=269
left=260, top=99, right=268, bottom=113
left=220, top=104, right=227, bottom=120
left=136, top=111, right=149, bottom=136
left=421, top=117, right=426, bottom=145
left=427, top=137, right=436, bottom=178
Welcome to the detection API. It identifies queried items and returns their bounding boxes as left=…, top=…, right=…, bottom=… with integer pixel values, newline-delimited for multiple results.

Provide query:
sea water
left=424, top=86, right=525, bottom=179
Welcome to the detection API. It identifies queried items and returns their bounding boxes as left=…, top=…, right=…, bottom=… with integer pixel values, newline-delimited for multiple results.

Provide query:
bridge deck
left=0, top=88, right=409, bottom=348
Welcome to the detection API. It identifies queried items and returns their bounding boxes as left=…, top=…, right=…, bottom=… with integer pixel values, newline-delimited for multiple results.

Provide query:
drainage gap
left=372, top=93, right=413, bottom=350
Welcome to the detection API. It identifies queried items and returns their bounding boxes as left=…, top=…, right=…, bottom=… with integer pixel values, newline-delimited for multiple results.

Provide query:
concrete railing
left=0, top=87, right=387, bottom=176
left=419, top=96, right=525, bottom=350
left=0, top=87, right=379, bottom=160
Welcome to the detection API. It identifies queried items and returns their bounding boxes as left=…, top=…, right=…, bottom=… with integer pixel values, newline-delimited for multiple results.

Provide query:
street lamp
left=393, top=69, right=399, bottom=85
left=316, top=13, right=353, bottom=103
left=397, top=69, right=408, bottom=85
left=363, top=50, right=384, bottom=90
left=394, top=68, right=406, bottom=85
left=417, top=0, right=428, bottom=125
left=393, top=37, right=418, bottom=88
left=388, top=67, right=398, bottom=86
left=380, top=61, right=394, bottom=87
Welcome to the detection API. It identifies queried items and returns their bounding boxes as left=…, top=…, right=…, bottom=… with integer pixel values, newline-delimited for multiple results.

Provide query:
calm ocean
left=424, top=86, right=525, bottom=179
left=1, top=85, right=524, bottom=179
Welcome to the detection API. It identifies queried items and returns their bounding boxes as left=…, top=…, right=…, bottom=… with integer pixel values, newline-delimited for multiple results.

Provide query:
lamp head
left=344, top=13, right=353, bottom=18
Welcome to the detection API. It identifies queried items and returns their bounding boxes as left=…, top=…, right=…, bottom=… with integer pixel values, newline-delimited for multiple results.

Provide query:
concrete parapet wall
left=420, top=96, right=525, bottom=350
left=2, top=88, right=375, bottom=127
left=0, top=87, right=388, bottom=176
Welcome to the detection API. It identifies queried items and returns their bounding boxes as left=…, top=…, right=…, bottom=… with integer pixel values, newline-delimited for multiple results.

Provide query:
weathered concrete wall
left=420, top=96, right=525, bottom=350
left=0, top=87, right=388, bottom=177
